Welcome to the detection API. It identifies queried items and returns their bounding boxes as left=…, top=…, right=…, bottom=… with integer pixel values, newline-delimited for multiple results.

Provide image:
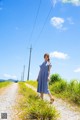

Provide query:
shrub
left=50, top=74, right=62, bottom=84
left=50, top=80, right=67, bottom=94
left=27, top=97, right=59, bottom=120
left=67, top=80, right=80, bottom=105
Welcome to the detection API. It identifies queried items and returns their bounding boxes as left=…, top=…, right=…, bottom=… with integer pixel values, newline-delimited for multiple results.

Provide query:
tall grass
left=67, top=80, right=80, bottom=105
left=18, top=82, right=59, bottom=120
left=0, top=81, right=12, bottom=89
left=50, top=80, right=67, bottom=94
left=26, top=74, right=80, bottom=107
left=26, top=80, right=37, bottom=88
left=50, top=79, right=80, bottom=106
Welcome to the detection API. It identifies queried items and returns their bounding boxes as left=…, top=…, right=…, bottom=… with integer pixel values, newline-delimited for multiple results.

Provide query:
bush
left=50, top=80, right=67, bottom=94
left=27, top=98, right=58, bottom=120
left=50, top=74, right=62, bottom=84
left=67, top=80, right=80, bottom=105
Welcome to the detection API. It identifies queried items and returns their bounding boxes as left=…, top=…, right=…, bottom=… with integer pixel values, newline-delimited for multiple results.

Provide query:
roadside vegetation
left=17, top=82, right=59, bottom=120
left=26, top=74, right=80, bottom=107
left=50, top=74, right=80, bottom=106
left=26, top=80, right=37, bottom=87
left=0, top=81, right=13, bottom=89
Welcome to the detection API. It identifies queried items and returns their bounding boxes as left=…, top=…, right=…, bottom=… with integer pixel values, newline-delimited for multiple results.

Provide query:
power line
left=33, top=5, right=53, bottom=48
left=26, top=0, right=42, bottom=48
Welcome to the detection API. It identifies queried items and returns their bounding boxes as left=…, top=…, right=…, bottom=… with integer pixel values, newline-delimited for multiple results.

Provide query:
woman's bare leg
left=48, top=92, right=54, bottom=103
left=48, top=93, right=53, bottom=99
left=40, top=92, right=44, bottom=99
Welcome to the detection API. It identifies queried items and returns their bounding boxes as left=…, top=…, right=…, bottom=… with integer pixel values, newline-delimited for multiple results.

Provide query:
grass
left=50, top=80, right=80, bottom=106
left=26, top=80, right=37, bottom=88
left=17, top=81, right=59, bottom=120
left=26, top=79, right=80, bottom=108
left=0, top=81, right=13, bottom=89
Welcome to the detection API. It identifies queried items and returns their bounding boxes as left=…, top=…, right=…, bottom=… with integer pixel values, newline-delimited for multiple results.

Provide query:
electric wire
left=26, top=0, right=42, bottom=48
left=32, top=5, right=53, bottom=48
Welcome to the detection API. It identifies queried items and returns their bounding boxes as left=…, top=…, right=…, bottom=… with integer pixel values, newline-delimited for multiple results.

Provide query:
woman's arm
left=48, top=62, right=52, bottom=73
left=48, top=63, right=52, bottom=81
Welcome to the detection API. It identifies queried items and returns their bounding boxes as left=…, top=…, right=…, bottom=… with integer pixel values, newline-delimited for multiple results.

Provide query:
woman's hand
left=48, top=76, right=50, bottom=81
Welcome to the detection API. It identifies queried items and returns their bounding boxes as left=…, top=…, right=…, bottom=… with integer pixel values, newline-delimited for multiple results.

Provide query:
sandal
left=50, top=98, right=54, bottom=104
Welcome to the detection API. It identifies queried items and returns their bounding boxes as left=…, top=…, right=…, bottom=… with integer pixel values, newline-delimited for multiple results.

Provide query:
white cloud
left=50, top=16, right=74, bottom=30
left=74, top=68, right=80, bottom=73
left=50, top=51, right=69, bottom=59
left=62, top=0, right=80, bottom=6
left=4, top=74, right=17, bottom=79
left=51, top=0, right=80, bottom=6
left=67, top=17, right=74, bottom=24
left=50, top=17, right=67, bottom=30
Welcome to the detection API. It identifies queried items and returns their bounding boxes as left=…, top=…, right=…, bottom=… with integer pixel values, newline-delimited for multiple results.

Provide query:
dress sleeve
left=48, top=62, right=52, bottom=70
left=48, top=62, right=52, bottom=76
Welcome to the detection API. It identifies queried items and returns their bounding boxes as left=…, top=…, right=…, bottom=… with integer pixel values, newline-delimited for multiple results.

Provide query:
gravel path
left=26, top=83, right=80, bottom=120
left=0, top=83, right=18, bottom=120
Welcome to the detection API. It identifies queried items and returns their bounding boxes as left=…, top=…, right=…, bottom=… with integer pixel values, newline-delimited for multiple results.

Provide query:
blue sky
left=0, top=0, right=80, bottom=81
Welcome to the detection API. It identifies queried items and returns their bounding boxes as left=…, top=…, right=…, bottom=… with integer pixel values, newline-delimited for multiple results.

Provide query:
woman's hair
left=44, top=53, right=50, bottom=61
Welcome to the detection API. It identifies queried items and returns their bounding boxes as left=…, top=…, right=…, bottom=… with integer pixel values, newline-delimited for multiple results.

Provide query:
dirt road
left=0, top=83, right=18, bottom=120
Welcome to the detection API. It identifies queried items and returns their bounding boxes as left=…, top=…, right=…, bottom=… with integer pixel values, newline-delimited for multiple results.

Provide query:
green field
left=0, top=81, right=13, bottom=89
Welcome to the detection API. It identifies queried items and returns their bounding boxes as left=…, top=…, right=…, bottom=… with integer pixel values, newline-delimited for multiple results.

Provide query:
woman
left=37, top=53, right=54, bottom=103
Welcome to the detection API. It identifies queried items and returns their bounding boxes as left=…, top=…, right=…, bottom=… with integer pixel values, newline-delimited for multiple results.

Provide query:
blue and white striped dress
left=37, top=61, right=52, bottom=94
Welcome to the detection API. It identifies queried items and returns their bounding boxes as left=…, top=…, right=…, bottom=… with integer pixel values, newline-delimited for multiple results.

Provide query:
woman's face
left=44, top=56, right=49, bottom=61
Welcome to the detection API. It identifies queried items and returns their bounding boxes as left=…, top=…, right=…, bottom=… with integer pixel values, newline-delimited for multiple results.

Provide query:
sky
left=0, top=0, right=80, bottom=81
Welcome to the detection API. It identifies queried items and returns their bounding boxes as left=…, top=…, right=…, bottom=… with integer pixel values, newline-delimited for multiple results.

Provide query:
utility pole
left=23, top=65, right=25, bottom=81
left=21, top=72, right=22, bottom=81
left=27, top=45, right=32, bottom=81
